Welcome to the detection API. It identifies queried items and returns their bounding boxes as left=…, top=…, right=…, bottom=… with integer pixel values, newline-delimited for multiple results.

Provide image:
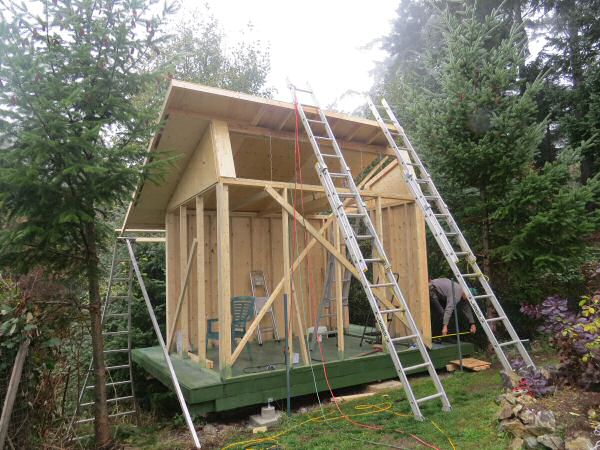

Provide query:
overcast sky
left=179, top=0, right=400, bottom=112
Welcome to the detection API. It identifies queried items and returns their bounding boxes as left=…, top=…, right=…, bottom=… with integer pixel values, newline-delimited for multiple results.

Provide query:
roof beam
left=167, top=108, right=392, bottom=155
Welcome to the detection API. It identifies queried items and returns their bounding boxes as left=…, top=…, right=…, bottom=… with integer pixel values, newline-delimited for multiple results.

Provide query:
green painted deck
left=132, top=331, right=474, bottom=414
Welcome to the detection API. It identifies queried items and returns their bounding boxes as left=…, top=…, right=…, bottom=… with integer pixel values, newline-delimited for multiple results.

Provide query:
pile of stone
left=496, top=390, right=563, bottom=449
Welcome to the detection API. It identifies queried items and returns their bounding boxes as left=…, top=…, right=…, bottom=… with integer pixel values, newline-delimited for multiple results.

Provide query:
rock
left=513, top=404, right=524, bottom=415
left=504, top=393, right=518, bottom=405
left=533, top=410, right=556, bottom=434
left=519, top=408, right=536, bottom=425
left=519, top=395, right=538, bottom=406
left=501, top=370, right=522, bottom=390
left=203, top=423, right=217, bottom=436
left=524, top=435, right=540, bottom=448
left=537, top=434, right=564, bottom=450
left=498, top=403, right=515, bottom=420
left=509, top=437, right=525, bottom=450
left=500, top=419, right=530, bottom=438
left=564, top=435, right=593, bottom=450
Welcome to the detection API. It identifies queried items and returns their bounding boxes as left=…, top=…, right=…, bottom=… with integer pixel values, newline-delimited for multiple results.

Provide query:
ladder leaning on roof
left=367, top=96, right=535, bottom=373
left=289, top=82, right=451, bottom=421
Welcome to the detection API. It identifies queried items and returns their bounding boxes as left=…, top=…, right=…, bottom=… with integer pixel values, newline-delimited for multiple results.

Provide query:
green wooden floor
left=132, top=330, right=474, bottom=414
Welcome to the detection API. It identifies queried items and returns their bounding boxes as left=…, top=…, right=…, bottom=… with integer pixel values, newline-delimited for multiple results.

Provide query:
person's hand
left=470, top=323, right=477, bottom=334
left=442, top=325, right=448, bottom=336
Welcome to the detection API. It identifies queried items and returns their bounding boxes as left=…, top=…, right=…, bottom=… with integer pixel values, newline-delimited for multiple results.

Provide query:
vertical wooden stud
left=196, top=195, right=206, bottom=362
left=281, top=188, right=293, bottom=358
left=179, top=205, right=189, bottom=354
left=165, top=211, right=179, bottom=349
left=217, top=183, right=232, bottom=377
left=334, top=224, right=345, bottom=359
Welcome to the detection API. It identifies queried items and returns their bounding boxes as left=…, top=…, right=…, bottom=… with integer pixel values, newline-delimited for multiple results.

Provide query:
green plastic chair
left=206, top=296, right=255, bottom=356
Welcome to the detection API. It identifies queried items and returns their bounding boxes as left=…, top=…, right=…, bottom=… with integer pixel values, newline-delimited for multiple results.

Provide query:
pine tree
left=0, top=1, right=174, bottom=446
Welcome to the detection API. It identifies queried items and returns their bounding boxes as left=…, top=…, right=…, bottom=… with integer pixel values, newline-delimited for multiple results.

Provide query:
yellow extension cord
left=221, top=398, right=457, bottom=450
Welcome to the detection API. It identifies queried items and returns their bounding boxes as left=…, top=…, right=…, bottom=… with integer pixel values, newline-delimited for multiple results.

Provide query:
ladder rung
left=486, top=315, right=506, bottom=323
left=455, top=251, right=469, bottom=256
left=106, top=364, right=130, bottom=370
left=424, top=196, right=438, bottom=201
left=371, top=283, right=394, bottom=288
left=104, top=348, right=129, bottom=354
left=294, top=87, right=313, bottom=94
left=307, top=119, right=325, bottom=124
left=75, top=417, right=95, bottom=424
left=433, top=213, right=449, bottom=218
left=461, top=273, right=481, bottom=278
left=355, top=234, right=374, bottom=240
left=109, top=410, right=136, bottom=418
left=415, top=179, right=429, bottom=183
left=391, top=334, right=417, bottom=343
left=80, top=395, right=133, bottom=408
left=473, top=294, right=492, bottom=300
left=346, top=213, right=366, bottom=218
left=321, top=153, right=341, bottom=158
left=404, top=362, right=430, bottom=372
left=499, top=339, right=520, bottom=347
left=314, top=136, right=333, bottom=141
left=329, top=172, right=349, bottom=178
left=380, top=308, right=403, bottom=314
left=103, top=331, right=128, bottom=336
left=86, top=380, right=132, bottom=390
left=444, top=232, right=458, bottom=236
left=364, top=258, right=384, bottom=263
left=416, top=392, right=443, bottom=404
left=338, top=192, right=357, bottom=198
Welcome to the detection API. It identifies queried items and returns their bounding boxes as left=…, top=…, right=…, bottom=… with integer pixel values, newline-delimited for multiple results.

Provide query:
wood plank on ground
left=367, top=380, right=403, bottom=393
left=448, top=357, right=491, bottom=372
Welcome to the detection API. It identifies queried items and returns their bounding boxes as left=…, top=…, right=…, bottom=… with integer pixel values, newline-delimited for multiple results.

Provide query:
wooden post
left=334, top=224, right=345, bottom=359
left=179, top=205, right=189, bottom=354
left=0, top=338, right=30, bottom=450
left=165, top=211, right=178, bottom=348
left=281, top=188, right=293, bottom=359
left=216, top=183, right=232, bottom=377
left=196, top=195, right=207, bottom=362
left=167, top=239, right=198, bottom=353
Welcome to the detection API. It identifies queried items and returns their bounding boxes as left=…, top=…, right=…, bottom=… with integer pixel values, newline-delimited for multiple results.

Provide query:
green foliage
left=155, top=6, right=272, bottom=96
left=379, top=2, right=599, bottom=306
left=0, top=0, right=174, bottom=274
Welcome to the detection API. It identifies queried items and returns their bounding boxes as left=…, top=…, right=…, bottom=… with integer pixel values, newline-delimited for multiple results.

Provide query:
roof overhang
left=122, top=80, right=391, bottom=230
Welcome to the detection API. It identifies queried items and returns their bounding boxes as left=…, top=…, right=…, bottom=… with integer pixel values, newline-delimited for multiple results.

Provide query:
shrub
left=521, top=292, right=600, bottom=388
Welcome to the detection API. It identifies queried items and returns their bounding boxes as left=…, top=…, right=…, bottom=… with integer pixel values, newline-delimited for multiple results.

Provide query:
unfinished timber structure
left=123, top=81, right=481, bottom=415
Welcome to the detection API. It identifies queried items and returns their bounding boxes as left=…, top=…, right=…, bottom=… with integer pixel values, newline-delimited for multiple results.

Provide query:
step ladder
left=367, top=96, right=535, bottom=372
left=71, top=240, right=138, bottom=440
left=250, top=270, right=281, bottom=344
left=289, top=83, right=451, bottom=420
left=310, top=253, right=351, bottom=349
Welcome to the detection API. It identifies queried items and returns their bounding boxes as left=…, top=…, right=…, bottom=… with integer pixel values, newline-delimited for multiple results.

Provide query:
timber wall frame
left=124, top=81, right=431, bottom=379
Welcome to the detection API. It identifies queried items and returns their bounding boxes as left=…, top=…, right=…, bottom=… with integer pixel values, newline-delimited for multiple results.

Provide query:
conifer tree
left=0, top=1, right=174, bottom=446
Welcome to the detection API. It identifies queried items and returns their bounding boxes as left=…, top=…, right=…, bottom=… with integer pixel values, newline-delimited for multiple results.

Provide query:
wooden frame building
left=124, top=81, right=470, bottom=412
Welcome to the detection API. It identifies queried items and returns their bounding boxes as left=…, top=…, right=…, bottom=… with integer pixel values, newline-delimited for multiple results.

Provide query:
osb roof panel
left=164, top=80, right=389, bottom=146
left=123, top=80, right=391, bottom=230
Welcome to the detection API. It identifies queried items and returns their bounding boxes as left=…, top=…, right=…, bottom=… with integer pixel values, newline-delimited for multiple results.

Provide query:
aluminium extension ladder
left=367, top=97, right=535, bottom=372
left=71, top=238, right=201, bottom=448
left=310, top=253, right=351, bottom=350
left=290, top=83, right=451, bottom=421
left=250, top=270, right=281, bottom=344
left=71, top=240, right=138, bottom=440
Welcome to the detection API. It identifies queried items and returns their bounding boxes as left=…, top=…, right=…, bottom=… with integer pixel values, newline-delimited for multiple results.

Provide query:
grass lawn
left=218, top=368, right=510, bottom=450
left=117, top=366, right=512, bottom=449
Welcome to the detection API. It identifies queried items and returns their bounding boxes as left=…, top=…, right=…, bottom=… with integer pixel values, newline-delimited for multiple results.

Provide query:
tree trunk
left=84, top=221, right=111, bottom=448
